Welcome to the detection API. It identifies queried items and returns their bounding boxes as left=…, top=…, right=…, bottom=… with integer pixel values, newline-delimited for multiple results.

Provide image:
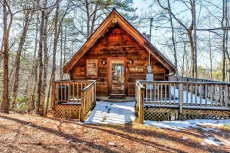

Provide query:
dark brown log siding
left=71, top=27, right=169, bottom=96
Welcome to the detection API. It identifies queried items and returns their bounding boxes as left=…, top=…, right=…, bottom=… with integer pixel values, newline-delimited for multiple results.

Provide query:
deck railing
left=170, top=76, right=220, bottom=83
left=51, top=80, right=96, bottom=121
left=80, top=80, right=96, bottom=121
left=135, top=80, right=230, bottom=123
left=135, top=81, right=145, bottom=124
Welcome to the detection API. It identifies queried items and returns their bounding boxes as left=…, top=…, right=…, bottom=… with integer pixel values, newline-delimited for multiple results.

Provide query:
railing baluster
left=220, top=85, right=223, bottom=107
left=165, top=84, right=167, bottom=104
left=68, top=83, right=70, bottom=101
left=73, top=83, right=75, bottom=101
left=150, top=83, right=152, bottom=103
left=169, top=84, right=171, bottom=104
left=200, top=84, right=202, bottom=105
left=190, top=84, right=193, bottom=105
left=146, top=83, right=148, bottom=103
left=224, top=85, right=229, bottom=107
left=56, top=83, right=58, bottom=102
left=205, top=84, right=207, bottom=107
left=211, top=85, right=213, bottom=106
left=154, top=83, right=157, bottom=101
left=186, top=83, right=188, bottom=106
left=173, top=83, right=175, bottom=104
left=195, top=84, right=197, bottom=105
left=215, top=85, right=217, bottom=106
left=158, top=83, right=160, bottom=104
left=65, top=83, right=67, bottom=102
left=61, top=82, right=63, bottom=102
left=161, top=83, right=163, bottom=104
left=77, top=82, right=79, bottom=102
left=225, top=85, right=228, bottom=107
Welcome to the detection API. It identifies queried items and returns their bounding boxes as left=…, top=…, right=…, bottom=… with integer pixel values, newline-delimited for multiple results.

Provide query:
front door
left=110, top=59, right=125, bottom=95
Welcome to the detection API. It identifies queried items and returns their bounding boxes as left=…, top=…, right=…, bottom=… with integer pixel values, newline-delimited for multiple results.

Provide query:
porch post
left=51, top=83, right=55, bottom=109
left=80, top=91, right=85, bottom=122
left=139, top=87, right=145, bottom=124
left=178, top=83, right=183, bottom=118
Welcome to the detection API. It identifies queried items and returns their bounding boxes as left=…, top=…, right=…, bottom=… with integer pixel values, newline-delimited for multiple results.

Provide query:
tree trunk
left=192, top=0, right=198, bottom=78
left=167, top=0, right=177, bottom=76
left=222, top=0, right=226, bottom=81
left=40, top=0, right=49, bottom=116
left=28, top=11, right=39, bottom=112
left=45, top=2, right=60, bottom=115
left=36, top=4, right=45, bottom=115
left=1, top=0, right=13, bottom=113
left=208, top=32, right=213, bottom=80
left=64, top=27, right=67, bottom=69
left=11, top=10, right=32, bottom=110
left=60, top=25, right=63, bottom=79
left=187, top=30, right=195, bottom=78
left=157, top=0, right=195, bottom=78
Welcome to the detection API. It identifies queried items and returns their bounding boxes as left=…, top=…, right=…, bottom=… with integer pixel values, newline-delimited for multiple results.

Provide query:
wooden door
left=109, top=59, right=125, bottom=95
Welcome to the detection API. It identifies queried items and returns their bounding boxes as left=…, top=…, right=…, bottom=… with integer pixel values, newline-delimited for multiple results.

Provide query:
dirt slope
left=0, top=112, right=229, bottom=153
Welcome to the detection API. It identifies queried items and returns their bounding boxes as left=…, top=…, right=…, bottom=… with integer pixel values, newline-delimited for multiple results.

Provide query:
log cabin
left=63, top=9, right=176, bottom=98
left=53, top=9, right=230, bottom=122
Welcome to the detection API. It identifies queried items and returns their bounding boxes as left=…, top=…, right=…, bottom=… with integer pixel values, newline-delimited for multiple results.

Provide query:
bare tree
left=157, top=0, right=197, bottom=78
left=1, top=0, right=13, bottom=113
left=11, top=7, right=33, bottom=110
left=221, top=0, right=228, bottom=81
left=36, top=0, right=46, bottom=115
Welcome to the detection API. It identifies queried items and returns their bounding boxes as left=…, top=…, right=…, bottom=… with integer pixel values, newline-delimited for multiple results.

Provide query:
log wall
left=71, top=27, right=169, bottom=96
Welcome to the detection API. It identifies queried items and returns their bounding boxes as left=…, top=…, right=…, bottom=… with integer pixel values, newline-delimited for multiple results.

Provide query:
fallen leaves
left=0, top=112, right=229, bottom=153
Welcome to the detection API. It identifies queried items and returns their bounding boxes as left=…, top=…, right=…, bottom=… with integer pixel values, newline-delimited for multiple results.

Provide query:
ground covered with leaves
left=0, top=112, right=230, bottom=153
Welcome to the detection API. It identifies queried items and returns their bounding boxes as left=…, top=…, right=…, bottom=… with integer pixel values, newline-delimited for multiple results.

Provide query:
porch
left=51, top=80, right=96, bottom=122
left=51, top=76, right=230, bottom=123
left=135, top=76, right=230, bottom=123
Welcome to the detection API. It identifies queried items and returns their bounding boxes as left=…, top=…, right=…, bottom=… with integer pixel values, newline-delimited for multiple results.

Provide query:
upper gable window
left=87, top=59, right=98, bottom=76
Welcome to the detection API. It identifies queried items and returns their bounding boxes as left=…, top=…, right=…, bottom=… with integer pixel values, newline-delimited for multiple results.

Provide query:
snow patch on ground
left=145, top=119, right=230, bottom=146
left=85, top=101, right=230, bottom=146
left=84, top=101, right=136, bottom=124
left=145, top=119, right=230, bottom=130
left=204, top=137, right=223, bottom=146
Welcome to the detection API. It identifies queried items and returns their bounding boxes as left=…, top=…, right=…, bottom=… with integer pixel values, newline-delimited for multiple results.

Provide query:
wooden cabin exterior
left=53, top=10, right=230, bottom=122
left=63, top=9, right=176, bottom=97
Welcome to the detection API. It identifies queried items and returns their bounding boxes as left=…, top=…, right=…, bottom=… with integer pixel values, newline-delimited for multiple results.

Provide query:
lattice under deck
left=54, top=104, right=81, bottom=119
left=144, top=107, right=178, bottom=121
left=181, top=109, right=230, bottom=120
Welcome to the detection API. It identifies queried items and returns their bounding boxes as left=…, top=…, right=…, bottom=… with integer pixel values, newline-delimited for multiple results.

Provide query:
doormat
left=108, top=95, right=125, bottom=99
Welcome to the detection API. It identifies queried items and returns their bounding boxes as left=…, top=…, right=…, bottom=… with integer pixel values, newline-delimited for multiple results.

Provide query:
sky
left=130, top=0, right=223, bottom=70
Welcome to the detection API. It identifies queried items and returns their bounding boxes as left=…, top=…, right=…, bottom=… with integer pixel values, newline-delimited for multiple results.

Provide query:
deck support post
left=139, top=87, right=145, bottom=124
left=51, top=83, right=55, bottom=109
left=178, top=83, right=183, bottom=119
left=80, top=91, right=85, bottom=122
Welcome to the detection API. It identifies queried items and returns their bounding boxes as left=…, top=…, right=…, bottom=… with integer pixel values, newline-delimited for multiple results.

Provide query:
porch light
left=130, top=59, right=133, bottom=64
left=102, top=60, right=106, bottom=65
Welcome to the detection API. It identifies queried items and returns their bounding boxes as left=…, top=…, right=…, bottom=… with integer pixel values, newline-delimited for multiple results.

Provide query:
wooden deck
left=51, top=76, right=230, bottom=123
left=135, top=76, right=230, bottom=123
left=51, top=80, right=96, bottom=121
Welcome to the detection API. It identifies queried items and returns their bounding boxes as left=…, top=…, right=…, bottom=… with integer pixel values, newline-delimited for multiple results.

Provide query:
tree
left=157, top=0, right=197, bottom=78
left=1, top=0, right=13, bottom=113
left=221, top=0, right=228, bottom=81
left=11, top=6, right=33, bottom=110
left=71, top=0, right=136, bottom=39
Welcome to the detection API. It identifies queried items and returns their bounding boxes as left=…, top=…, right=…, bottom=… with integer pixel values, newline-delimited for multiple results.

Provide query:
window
left=87, top=59, right=98, bottom=76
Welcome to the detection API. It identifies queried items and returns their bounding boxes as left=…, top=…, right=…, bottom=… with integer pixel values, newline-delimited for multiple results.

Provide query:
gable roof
left=63, top=9, right=176, bottom=74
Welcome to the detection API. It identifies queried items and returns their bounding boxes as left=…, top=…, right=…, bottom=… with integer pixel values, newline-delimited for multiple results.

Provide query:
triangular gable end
left=63, top=9, right=176, bottom=74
